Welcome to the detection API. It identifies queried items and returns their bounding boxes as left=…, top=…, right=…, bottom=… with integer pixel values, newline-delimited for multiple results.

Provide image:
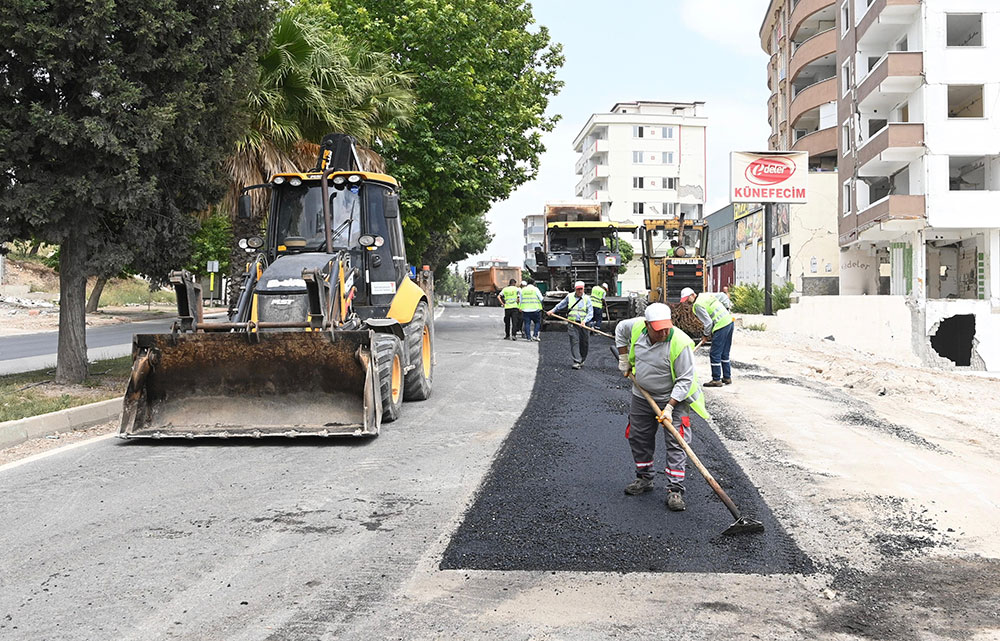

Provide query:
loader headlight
left=289, top=177, right=302, bottom=187
left=347, top=173, right=362, bottom=184
left=272, top=176, right=286, bottom=185
left=358, top=234, right=376, bottom=248
left=247, top=236, right=265, bottom=249
left=332, top=175, right=347, bottom=189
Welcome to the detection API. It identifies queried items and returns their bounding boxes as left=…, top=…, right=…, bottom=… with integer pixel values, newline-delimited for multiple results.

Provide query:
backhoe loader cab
left=120, top=134, right=433, bottom=440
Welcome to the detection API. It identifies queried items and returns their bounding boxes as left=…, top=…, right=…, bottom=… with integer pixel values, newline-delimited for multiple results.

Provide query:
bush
left=730, top=282, right=795, bottom=314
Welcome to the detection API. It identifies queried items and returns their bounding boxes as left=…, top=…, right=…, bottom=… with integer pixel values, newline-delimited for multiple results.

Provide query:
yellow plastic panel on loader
left=119, top=330, right=381, bottom=439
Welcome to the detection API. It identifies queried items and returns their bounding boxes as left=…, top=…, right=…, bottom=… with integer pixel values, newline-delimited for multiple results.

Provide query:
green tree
left=612, top=237, right=635, bottom=275
left=312, top=0, right=564, bottom=267
left=187, top=211, right=233, bottom=278
left=0, top=0, right=272, bottom=382
left=224, top=7, right=414, bottom=302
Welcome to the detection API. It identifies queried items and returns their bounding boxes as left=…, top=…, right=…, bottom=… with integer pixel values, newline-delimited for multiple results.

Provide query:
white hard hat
left=574, top=280, right=585, bottom=289
left=680, top=287, right=696, bottom=300
left=644, top=302, right=672, bottom=330
left=602, top=283, right=609, bottom=290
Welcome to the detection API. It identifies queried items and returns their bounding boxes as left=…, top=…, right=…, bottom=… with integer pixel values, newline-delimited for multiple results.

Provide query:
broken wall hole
left=930, top=314, right=975, bottom=367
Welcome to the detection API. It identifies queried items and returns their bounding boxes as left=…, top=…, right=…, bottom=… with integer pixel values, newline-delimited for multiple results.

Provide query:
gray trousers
left=568, top=324, right=590, bottom=364
left=627, top=393, right=692, bottom=493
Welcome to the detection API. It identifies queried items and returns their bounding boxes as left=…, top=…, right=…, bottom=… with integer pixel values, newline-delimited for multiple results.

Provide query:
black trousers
left=504, top=308, right=520, bottom=337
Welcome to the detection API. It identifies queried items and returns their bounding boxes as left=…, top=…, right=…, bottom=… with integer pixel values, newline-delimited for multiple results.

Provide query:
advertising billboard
left=730, top=151, right=808, bottom=204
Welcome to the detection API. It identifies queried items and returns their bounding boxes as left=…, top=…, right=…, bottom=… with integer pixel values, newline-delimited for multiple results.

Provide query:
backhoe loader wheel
left=403, top=301, right=433, bottom=401
left=374, top=334, right=404, bottom=423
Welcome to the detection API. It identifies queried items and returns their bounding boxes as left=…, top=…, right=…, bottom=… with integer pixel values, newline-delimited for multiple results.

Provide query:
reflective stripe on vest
left=590, top=285, right=606, bottom=308
left=520, top=286, right=542, bottom=311
left=628, top=321, right=709, bottom=420
left=566, top=294, right=590, bottom=323
left=694, top=292, right=733, bottom=333
left=500, top=286, right=520, bottom=309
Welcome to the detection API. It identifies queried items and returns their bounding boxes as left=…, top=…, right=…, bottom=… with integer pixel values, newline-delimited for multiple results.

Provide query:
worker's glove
left=656, top=408, right=675, bottom=426
left=617, top=353, right=630, bottom=376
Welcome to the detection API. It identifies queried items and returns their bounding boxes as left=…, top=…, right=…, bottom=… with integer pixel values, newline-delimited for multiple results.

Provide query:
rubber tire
left=373, top=334, right=404, bottom=423
left=403, top=301, right=433, bottom=401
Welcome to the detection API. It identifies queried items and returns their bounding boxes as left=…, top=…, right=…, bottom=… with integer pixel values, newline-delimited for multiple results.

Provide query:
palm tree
left=225, top=10, right=414, bottom=302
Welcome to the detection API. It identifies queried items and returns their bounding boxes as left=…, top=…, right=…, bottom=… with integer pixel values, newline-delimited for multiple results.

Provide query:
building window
left=633, top=202, right=644, bottom=215
left=633, top=151, right=644, bottom=163
left=661, top=202, right=676, bottom=217
left=948, top=85, right=984, bottom=118
left=665, top=177, right=677, bottom=190
left=842, top=122, right=851, bottom=154
left=633, top=126, right=644, bottom=138
left=843, top=182, right=852, bottom=214
left=841, top=59, right=853, bottom=96
left=949, top=156, right=997, bottom=191
left=662, top=152, right=675, bottom=164
left=947, top=14, right=983, bottom=47
left=841, top=1, right=850, bottom=36
left=662, top=126, right=675, bottom=139
left=633, top=177, right=644, bottom=188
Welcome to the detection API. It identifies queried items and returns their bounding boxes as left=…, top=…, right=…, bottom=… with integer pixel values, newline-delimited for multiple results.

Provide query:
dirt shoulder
left=696, top=322, right=1000, bottom=639
left=0, top=420, right=116, bottom=467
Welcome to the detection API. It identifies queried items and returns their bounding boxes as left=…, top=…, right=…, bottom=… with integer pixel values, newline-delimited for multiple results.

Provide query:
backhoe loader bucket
left=119, top=330, right=381, bottom=439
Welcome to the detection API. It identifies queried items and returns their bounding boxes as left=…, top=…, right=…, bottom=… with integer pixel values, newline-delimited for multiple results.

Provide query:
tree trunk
left=28, top=240, right=41, bottom=256
left=56, top=232, right=89, bottom=384
left=86, top=275, right=109, bottom=313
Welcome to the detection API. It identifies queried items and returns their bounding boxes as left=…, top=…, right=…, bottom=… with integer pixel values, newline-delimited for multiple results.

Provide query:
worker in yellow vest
left=589, top=282, right=608, bottom=330
left=548, top=281, right=592, bottom=369
left=496, top=278, right=521, bottom=340
left=680, top=286, right=735, bottom=387
left=519, top=278, right=544, bottom=341
left=615, top=302, right=708, bottom=512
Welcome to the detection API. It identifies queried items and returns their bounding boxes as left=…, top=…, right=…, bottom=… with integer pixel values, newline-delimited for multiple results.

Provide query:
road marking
left=434, top=306, right=445, bottom=321
left=0, top=433, right=115, bottom=473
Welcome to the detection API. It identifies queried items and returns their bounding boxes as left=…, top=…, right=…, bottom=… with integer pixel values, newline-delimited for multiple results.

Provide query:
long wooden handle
left=547, top=312, right=614, bottom=339
left=628, top=374, right=744, bottom=520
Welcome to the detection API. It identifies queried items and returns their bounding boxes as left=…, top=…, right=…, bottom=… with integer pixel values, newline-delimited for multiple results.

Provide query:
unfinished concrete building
left=833, top=1, right=1000, bottom=369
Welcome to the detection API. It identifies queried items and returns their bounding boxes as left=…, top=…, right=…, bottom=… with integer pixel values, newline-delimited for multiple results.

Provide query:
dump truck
left=640, top=217, right=709, bottom=304
left=529, top=202, right=637, bottom=328
left=467, top=265, right=521, bottom=306
left=119, top=134, right=433, bottom=439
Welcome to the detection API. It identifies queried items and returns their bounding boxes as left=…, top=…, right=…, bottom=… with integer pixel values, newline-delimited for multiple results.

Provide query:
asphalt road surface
left=0, top=318, right=173, bottom=362
left=441, top=333, right=813, bottom=574
left=1, top=308, right=816, bottom=640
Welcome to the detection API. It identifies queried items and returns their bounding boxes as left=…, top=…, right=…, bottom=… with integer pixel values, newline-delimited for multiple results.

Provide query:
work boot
left=571, top=362, right=582, bottom=370
left=722, top=377, right=732, bottom=385
left=666, top=491, right=686, bottom=511
left=703, top=380, right=725, bottom=388
left=624, top=476, right=654, bottom=495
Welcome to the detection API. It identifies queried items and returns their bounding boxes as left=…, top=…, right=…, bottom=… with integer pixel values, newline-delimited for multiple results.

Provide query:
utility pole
left=764, top=203, right=773, bottom=316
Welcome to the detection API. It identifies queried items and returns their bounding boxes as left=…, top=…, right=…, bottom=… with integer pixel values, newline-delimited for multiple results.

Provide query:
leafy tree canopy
left=308, top=0, right=564, bottom=268
left=0, top=0, right=273, bottom=381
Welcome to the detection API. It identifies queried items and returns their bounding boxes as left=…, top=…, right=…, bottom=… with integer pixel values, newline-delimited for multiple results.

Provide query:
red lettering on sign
left=745, top=157, right=797, bottom=186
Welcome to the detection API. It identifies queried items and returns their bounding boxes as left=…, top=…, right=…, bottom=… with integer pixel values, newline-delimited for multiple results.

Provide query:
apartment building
left=836, top=1, right=1000, bottom=366
left=572, top=101, right=708, bottom=293
left=762, top=0, right=839, bottom=169
left=756, top=0, right=843, bottom=295
left=522, top=213, right=545, bottom=272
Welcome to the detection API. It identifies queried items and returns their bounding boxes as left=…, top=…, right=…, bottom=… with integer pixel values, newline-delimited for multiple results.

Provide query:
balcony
left=857, top=52, right=923, bottom=111
left=856, top=195, right=926, bottom=238
left=574, top=164, right=609, bottom=196
left=789, top=77, right=836, bottom=129
left=788, top=29, right=836, bottom=87
left=857, top=0, right=920, bottom=48
left=790, top=0, right=836, bottom=42
left=792, top=126, right=837, bottom=157
left=857, top=123, right=924, bottom=177
left=588, top=190, right=610, bottom=202
left=574, top=138, right=609, bottom=174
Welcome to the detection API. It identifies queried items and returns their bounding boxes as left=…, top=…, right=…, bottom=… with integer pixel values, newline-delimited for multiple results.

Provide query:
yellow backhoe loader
left=119, top=134, right=433, bottom=439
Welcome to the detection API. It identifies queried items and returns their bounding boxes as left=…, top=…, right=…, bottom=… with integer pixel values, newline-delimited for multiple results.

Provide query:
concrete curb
left=0, top=398, right=121, bottom=450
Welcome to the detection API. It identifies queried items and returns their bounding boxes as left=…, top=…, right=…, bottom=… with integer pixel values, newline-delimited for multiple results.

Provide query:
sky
left=459, top=0, right=773, bottom=270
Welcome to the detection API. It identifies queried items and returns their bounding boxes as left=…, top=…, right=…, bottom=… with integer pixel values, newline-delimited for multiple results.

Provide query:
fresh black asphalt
left=441, top=330, right=815, bottom=574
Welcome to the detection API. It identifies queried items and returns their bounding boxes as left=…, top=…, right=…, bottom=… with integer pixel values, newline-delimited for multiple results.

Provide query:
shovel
left=546, top=311, right=615, bottom=339
left=611, top=345, right=763, bottom=535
